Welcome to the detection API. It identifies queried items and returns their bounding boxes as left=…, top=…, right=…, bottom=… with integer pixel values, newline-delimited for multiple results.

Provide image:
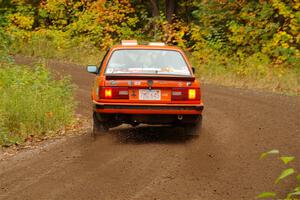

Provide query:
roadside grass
left=9, top=31, right=300, bottom=95
left=190, top=51, right=300, bottom=96
left=194, top=63, right=299, bottom=96
left=9, top=29, right=102, bottom=65
left=0, top=62, right=76, bottom=147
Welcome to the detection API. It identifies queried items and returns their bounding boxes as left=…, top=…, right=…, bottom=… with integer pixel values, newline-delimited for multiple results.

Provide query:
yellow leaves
left=159, top=19, right=189, bottom=48
left=289, top=18, right=300, bottom=35
left=271, top=0, right=294, bottom=18
left=190, top=25, right=202, bottom=42
left=270, top=0, right=299, bottom=39
left=8, top=13, right=34, bottom=30
left=263, top=31, right=292, bottom=52
left=96, top=0, right=135, bottom=23
left=93, top=0, right=139, bottom=49
left=279, top=31, right=291, bottom=40
left=296, top=33, right=300, bottom=44
left=11, top=0, right=27, bottom=5
left=292, top=1, right=300, bottom=9
left=2, top=0, right=298, bottom=67
left=127, top=17, right=139, bottom=27
left=282, top=43, right=289, bottom=48
left=42, top=0, right=65, bottom=12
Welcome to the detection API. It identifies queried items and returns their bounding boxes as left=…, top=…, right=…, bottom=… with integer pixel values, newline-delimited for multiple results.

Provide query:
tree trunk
left=150, top=0, right=159, bottom=17
left=165, top=0, right=176, bottom=23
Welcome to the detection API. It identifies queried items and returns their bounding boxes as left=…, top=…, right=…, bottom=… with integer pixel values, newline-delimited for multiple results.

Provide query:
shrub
left=0, top=26, right=12, bottom=63
left=0, top=63, right=76, bottom=146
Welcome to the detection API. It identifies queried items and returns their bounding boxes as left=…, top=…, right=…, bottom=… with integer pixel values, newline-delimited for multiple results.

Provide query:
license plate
left=139, top=89, right=161, bottom=100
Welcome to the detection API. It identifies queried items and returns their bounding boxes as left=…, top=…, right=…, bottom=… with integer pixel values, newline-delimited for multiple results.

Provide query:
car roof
left=110, top=44, right=183, bottom=51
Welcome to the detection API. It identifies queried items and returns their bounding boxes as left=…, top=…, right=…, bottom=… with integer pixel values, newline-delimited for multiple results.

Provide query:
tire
left=91, top=113, right=109, bottom=137
left=184, top=115, right=202, bottom=136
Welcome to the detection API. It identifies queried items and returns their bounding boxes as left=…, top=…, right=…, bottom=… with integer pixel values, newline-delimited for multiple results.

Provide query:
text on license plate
left=139, top=89, right=161, bottom=100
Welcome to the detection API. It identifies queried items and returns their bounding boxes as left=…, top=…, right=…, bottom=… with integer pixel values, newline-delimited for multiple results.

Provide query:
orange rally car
left=87, top=40, right=204, bottom=136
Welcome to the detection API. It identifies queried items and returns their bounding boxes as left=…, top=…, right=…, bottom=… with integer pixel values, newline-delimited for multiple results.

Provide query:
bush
left=0, top=27, right=12, bottom=63
left=0, top=63, right=76, bottom=146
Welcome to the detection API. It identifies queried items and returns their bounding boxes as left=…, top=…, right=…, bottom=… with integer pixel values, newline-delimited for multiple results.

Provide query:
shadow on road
left=109, top=125, right=196, bottom=144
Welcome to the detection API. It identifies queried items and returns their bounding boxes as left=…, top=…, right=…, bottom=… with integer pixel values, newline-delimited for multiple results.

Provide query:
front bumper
left=93, top=101, right=204, bottom=115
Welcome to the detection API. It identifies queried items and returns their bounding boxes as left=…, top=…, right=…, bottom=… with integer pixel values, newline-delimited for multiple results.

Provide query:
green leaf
left=260, top=149, right=279, bottom=159
left=294, top=187, right=300, bottom=192
left=297, top=174, right=300, bottom=182
left=287, top=191, right=300, bottom=199
left=279, top=156, right=295, bottom=164
left=256, top=192, right=276, bottom=199
left=275, top=168, right=295, bottom=184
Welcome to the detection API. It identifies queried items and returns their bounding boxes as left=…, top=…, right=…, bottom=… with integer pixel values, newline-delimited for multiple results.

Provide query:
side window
left=98, top=48, right=110, bottom=74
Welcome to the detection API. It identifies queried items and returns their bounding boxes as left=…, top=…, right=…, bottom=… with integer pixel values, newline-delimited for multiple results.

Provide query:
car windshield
left=105, top=49, right=191, bottom=76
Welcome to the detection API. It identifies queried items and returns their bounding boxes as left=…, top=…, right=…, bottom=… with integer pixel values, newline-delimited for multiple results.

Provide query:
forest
left=0, top=0, right=299, bottom=57
left=0, top=0, right=299, bottom=95
left=0, top=0, right=299, bottom=145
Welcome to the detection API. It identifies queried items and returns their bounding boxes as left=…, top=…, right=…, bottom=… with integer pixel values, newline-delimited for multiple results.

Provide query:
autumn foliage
left=0, top=0, right=299, bottom=94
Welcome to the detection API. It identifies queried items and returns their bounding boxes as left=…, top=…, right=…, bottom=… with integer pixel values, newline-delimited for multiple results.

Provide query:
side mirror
left=192, top=67, right=196, bottom=74
left=87, top=65, right=98, bottom=74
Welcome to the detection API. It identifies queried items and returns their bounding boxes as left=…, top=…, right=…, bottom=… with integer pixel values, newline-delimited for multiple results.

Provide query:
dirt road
left=1, top=58, right=299, bottom=200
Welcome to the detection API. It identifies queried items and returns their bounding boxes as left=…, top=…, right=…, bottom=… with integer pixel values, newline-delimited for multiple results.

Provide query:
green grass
left=0, top=62, right=76, bottom=147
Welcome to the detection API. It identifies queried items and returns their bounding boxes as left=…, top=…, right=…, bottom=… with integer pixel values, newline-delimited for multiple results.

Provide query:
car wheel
left=91, top=113, right=109, bottom=137
left=184, top=115, right=202, bottom=136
